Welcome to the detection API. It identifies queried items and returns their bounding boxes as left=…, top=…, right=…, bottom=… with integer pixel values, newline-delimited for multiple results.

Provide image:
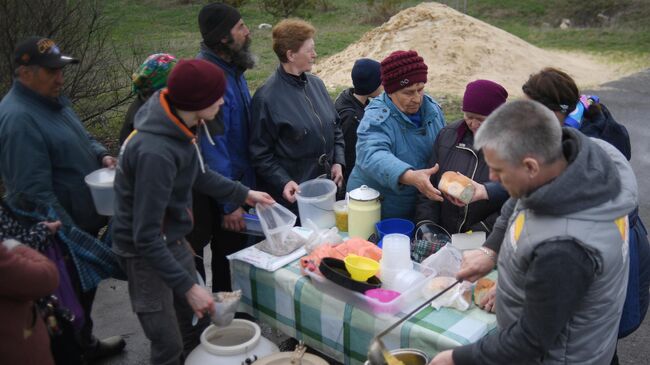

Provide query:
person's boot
left=84, top=335, right=126, bottom=362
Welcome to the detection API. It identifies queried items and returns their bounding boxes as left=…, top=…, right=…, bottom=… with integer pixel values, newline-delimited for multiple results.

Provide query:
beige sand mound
left=313, top=2, right=629, bottom=97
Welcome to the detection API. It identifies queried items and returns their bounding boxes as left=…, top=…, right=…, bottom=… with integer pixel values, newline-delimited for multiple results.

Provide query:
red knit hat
left=462, top=79, right=508, bottom=116
left=380, top=50, right=428, bottom=93
left=166, top=59, right=226, bottom=111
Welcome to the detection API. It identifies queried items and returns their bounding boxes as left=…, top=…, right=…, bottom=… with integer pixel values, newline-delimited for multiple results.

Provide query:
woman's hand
left=399, top=164, right=443, bottom=201
left=40, top=220, right=62, bottom=234
left=245, top=190, right=275, bottom=207
left=102, top=155, right=117, bottom=169
left=222, top=207, right=245, bottom=232
left=282, top=181, right=300, bottom=203
left=331, top=164, right=343, bottom=187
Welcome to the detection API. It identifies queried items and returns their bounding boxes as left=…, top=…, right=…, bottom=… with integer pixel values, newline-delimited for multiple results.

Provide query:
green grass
left=92, top=0, right=649, bottom=151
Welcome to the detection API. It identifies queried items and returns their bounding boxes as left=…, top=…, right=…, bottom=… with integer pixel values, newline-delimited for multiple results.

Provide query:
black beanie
left=198, top=3, right=242, bottom=47
left=351, top=58, right=381, bottom=96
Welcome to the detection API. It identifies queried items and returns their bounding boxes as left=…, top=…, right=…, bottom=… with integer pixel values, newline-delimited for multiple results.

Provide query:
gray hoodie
left=112, top=90, right=249, bottom=296
left=454, top=128, right=638, bottom=364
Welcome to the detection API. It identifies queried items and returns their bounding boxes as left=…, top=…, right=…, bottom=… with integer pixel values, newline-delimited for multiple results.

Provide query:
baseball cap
left=13, top=36, right=79, bottom=69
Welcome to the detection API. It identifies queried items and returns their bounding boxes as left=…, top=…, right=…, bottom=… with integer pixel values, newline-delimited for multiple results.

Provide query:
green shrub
left=364, top=0, right=407, bottom=25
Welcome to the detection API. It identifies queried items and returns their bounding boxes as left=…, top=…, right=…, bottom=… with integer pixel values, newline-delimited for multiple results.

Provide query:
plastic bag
left=210, top=290, right=242, bottom=327
left=420, top=246, right=472, bottom=311
left=255, top=203, right=303, bottom=256
left=303, top=218, right=343, bottom=253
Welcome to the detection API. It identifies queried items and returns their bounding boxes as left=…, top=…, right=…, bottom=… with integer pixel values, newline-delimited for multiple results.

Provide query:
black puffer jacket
left=334, top=88, right=366, bottom=182
left=250, top=65, right=345, bottom=209
left=414, top=120, right=506, bottom=233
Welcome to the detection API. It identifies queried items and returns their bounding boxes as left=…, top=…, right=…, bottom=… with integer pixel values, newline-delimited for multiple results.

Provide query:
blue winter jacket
left=197, top=46, right=255, bottom=213
left=347, top=93, right=445, bottom=220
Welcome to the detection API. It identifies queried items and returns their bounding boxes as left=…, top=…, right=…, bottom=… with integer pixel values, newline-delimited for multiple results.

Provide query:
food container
left=333, top=200, right=348, bottom=232
left=348, top=185, right=381, bottom=240
left=363, top=348, right=429, bottom=365
left=306, top=259, right=436, bottom=318
left=376, top=218, right=415, bottom=247
left=84, top=168, right=116, bottom=216
left=296, top=178, right=337, bottom=229
left=242, top=213, right=264, bottom=236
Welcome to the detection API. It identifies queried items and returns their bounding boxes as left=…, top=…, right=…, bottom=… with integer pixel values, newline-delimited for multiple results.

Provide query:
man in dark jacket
left=189, top=3, right=257, bottom=292
left=112, top=59, right=273, bottom=365
left=0, top=36, right=125, bottom=361
left=334, top=58, right=382, bottom=183
left=432, top=100, right=637, bottom=365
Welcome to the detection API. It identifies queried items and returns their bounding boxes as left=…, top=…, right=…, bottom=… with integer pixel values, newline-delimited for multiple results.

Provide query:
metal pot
left=364, top=348, right=429, bottom=365
left=347, top=185, right=381, bottom=240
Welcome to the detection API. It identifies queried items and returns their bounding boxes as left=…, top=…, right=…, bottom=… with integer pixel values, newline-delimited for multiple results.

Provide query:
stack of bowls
left=379, top=233, right=413, bottom=290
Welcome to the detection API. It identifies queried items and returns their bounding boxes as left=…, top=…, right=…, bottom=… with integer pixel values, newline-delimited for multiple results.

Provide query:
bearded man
left=188, top=3, right=257, bottom=292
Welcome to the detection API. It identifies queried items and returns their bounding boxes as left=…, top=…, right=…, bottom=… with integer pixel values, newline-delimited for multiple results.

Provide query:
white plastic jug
left=184, top=319, right=279, bottom=365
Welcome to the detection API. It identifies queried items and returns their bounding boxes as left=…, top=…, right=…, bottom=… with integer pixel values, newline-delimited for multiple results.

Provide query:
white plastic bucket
left=296, top=178, right=337, bottom=229
left=84, top=168, right=115, bottom=216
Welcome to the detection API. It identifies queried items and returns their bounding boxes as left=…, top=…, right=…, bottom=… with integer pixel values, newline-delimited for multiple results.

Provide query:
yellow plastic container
left=344, top=254, right=379, bottom=282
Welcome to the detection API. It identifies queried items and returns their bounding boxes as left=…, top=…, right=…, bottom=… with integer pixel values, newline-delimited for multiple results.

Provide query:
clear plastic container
left=242, top=213, right=264, bottom=237
left=296, top=179, right=337, bottom=229
left=306, top=260, right=436, bottom=318
left=84, top=168, right=116, bottom=216
left=333, top=200, right=348, bottom=232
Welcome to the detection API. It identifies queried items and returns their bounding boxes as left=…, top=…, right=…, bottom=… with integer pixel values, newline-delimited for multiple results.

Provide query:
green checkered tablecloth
left=231, top=259, right=497, bottom=365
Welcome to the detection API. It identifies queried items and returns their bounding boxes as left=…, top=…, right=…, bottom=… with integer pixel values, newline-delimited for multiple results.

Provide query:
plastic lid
left=349, top=185, right=380, bottom=201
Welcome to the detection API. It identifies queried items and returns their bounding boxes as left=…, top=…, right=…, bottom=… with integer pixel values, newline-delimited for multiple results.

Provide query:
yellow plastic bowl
left=344, top=255, right=380, bottom=282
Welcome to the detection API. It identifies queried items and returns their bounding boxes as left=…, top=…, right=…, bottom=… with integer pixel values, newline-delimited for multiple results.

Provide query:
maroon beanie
left=166, top=59, right=226, bottom=111
left=380, top=50, right=428, bottom=93
left=462, top=79, right=508, bottom=116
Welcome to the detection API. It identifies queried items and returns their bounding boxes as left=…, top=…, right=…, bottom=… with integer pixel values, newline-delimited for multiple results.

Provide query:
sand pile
left=313, top=2, right=628, bottom=97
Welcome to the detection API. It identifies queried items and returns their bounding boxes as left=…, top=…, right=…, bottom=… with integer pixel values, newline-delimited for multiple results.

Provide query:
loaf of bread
left=473, top=278, right=496, bottom=306
left=438, top=171, right=475, bottom=204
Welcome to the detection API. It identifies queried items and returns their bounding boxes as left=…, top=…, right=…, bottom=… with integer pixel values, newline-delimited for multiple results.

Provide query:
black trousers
left=186, top=191, right=249, bottom=292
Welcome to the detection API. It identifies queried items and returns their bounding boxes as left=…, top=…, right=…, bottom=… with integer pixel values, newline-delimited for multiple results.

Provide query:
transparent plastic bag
left=420, top=246, right=472, bottom=311
left=210, top=290, right=242, bottom=327
left=255, top=203, right=303, bottom=256
left=303, top=218, right=343, bottom=253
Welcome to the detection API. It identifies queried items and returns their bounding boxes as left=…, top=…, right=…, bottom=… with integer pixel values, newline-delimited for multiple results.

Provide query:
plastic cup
left=381, top=234, right=412, bottom=269
left=84, top=168, right=116, bottom=216
left=333, top=200, right=348, bottom=232
left=376, top=218, right=415, bottom=241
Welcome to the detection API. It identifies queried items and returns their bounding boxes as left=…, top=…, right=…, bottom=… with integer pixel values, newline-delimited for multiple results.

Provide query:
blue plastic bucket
left=375, top=218, right=415, bottom=248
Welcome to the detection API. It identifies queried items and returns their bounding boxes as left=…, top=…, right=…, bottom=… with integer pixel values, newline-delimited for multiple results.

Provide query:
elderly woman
left=347, top=50, right=446, bottom=220
left=414, top=79, right=509, bottom=234
left=249, top=19, right=344, bottom=210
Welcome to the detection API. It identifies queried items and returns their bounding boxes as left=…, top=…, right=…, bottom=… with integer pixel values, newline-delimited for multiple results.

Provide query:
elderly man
left=430, top=100, right=637, bottom=365
left=0, top=36, right=124, bottom=361
left=189, top=2, right=257, bottom=291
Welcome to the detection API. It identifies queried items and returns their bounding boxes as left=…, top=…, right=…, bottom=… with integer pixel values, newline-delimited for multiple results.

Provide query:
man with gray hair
left=430, top=99, right=637, bottom=365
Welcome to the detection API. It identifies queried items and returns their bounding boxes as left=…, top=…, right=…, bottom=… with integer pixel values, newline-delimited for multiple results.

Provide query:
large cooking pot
left=348, top=185, right=381, bottom=240
left=364, top=348, right=429, bottom=365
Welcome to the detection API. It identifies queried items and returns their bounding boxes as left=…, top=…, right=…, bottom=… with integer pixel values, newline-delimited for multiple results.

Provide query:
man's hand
left=245, top=190, right=275, bottom=207
left=331, top=164, right=343, bottom=187
left=399, top=164, right=443, bottom=201
left=456, top=248, right=497, bottom=282
left=429, top=350, right=454, bottom=365
left=102, top=155, right=117, bottom=169
left=282, top=181, right=300, bottom=203
left=479, top=285, right=497, bottom=313
left=222, top=207, right=245, bottom=232
left=446, top=178, right=488, bottom=207
left=40, top=220, right=62, bottom=234
left=185, top=284, right=215, bottom=319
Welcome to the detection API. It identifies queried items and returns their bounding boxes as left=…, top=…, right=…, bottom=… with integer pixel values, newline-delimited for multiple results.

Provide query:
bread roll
left=438, top=171, right=475, bottom=204
left=473, top=278, right=495, bottom=306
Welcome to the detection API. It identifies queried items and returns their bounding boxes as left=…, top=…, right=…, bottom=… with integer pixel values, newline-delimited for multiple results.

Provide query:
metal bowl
left=364, top=348, right=429, bottom=365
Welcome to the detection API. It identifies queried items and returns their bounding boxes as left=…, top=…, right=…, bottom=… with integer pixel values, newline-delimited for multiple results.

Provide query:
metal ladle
left=367, top=279, right=461, bottom=365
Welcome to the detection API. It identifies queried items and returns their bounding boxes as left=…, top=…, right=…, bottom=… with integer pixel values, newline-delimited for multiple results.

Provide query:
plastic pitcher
left=296, top=178, right=337, bottom=229
left=84, top=168, right=116, bottom=216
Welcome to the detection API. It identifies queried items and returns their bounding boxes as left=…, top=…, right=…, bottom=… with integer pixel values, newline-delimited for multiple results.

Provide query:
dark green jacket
left=0, top=81, right=108, bottom=234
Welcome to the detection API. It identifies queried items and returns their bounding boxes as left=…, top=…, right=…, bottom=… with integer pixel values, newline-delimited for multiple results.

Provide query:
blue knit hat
left=351, top=58, right=381, bottom=96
